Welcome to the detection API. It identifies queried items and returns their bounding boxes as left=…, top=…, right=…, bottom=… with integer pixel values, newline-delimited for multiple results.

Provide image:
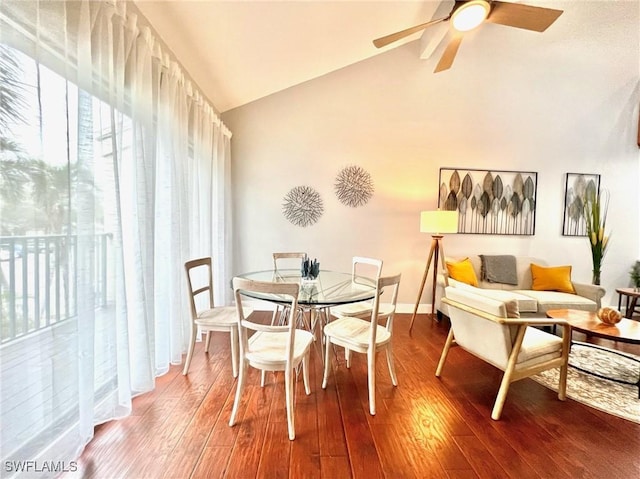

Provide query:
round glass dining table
left=234, top=269, right=376, bottom=306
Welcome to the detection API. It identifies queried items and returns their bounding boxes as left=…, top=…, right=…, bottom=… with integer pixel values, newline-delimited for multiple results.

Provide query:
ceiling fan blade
left=434, top=33, right=463, bottom=73
left=486, top=1, right=563, bottom=32
left=373, top=17, right=448, bottom=48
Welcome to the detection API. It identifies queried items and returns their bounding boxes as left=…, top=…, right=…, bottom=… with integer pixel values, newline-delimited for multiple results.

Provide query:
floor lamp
left=409, top=210, right=458, bottom=335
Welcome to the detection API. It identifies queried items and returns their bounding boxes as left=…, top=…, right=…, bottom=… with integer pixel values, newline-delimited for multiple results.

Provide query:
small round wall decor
left=282, top=185, right=324, bottom=227
left=334, top=165, right=374, bottom=207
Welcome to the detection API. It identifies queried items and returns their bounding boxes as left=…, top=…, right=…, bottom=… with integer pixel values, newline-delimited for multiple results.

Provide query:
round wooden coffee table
left=616, top=287, right=640, bottom=319
left=546, top=309, right=640, bottom=397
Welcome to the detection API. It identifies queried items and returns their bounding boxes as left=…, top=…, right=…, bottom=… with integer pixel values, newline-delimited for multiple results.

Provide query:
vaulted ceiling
left=134, top=1, right=617, bottom=113
left=135, top=0, right=441, bottom=112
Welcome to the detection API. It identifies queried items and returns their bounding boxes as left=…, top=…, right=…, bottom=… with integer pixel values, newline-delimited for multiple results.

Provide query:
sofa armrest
left=572, top=282, right=606, bottom=308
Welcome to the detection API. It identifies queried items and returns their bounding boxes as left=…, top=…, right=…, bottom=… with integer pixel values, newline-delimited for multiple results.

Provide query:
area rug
left=532, top=343, right=640, bottom=424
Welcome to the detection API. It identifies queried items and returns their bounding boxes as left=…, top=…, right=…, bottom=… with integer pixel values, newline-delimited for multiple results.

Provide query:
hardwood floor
left=69, top=312, right=640, bottom=478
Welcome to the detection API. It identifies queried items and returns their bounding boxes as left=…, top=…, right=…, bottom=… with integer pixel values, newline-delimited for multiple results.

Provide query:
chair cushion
left=472, top=288, right=537, bottom=313
left=331, top=301, right=373, bottom=318
left=246, top=330, right=313, bottom=363
left=516, top=327, right=563, bottom=365
left=445, top=287, right=509, bottom=318
left=446, top=258, right=479, bottom=286
left=323, top=316, right=391, bottom=348
left=530, top=263, right=576, bottom=294
left=331, top=302, right=394, bottom=318
left=195, top=305, right=241, bottom=326
left=447, top=281, right=537, bottom=313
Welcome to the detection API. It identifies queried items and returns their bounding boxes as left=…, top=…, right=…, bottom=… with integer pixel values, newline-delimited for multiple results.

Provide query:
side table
left=616, top=287, right=640, bottom=319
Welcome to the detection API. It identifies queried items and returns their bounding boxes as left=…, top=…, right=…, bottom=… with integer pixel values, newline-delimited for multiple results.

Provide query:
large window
left=1, top=45, right=119, bottom=341
left=0, top=1, right=233, bottom=475
left=0, top=42, right=133, bottom=473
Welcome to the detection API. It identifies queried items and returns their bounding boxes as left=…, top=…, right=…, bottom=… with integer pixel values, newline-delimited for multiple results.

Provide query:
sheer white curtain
left=0, top=0, right=232, bottom=475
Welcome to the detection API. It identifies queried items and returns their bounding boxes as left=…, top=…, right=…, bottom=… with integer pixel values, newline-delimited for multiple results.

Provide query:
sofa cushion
left=446, top=258, right=478, bottom=286
left=530, top=263, right=576, bottom=294
left=514, top=290, right=595, bottom=312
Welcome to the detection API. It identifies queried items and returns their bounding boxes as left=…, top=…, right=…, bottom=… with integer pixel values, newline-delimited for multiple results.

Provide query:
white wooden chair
left=328, top=256, right=384, bottom=319
left=273, top=251, right=307, bottom=270
left=229, top=277, right=314, bottom=440
left=322, top=273, right=401, bottom=416
left=183, top=257, right=252, bottom=376
left=327, top=256, right=396, bottom=365
left=438, top=287, right=571, bottom=420
left=271, top=252, right=307, bottom=324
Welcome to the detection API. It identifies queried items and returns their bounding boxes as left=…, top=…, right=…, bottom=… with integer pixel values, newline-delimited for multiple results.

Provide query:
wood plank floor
left=69, top=312, right=640, bottom=478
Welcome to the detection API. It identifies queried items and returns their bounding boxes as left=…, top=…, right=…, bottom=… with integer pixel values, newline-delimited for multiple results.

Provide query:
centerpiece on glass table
left=301, top=255, right=320, bottom=281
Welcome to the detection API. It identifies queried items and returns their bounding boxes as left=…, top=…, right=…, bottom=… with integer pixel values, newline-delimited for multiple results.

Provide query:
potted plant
left=584, top=188, right=610, bottom=285
left=630, top=261, right=640, bottom=291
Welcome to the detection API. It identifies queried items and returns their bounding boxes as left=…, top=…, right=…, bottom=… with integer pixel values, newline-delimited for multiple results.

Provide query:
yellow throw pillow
left=446, top=258, right=478, bottom=287
left=530, top=263, right=576, bottom=294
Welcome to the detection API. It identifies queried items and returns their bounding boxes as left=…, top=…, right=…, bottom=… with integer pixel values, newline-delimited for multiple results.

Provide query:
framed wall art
left=438, top=168, right=538, bottom=235
left=562, top=173, right=600, bottom=236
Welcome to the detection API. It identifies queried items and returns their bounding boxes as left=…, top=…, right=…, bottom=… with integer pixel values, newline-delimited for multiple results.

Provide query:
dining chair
left=183, top=257, right=252, bottom=377
left=273, top=251, right=307, bottom=270
left=438, top=287, right=570, bottom=420
left=322, top=273, right=401, bottom=416
left=229, top=277, right=314, bottom=440
left=271, top=252, right=307, bottom=325
left=328, top=256, right=386, bottom=319
left=326, top=256, right=389, bottom=364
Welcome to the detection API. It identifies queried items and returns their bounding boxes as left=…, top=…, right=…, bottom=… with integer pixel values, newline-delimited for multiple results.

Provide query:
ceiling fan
left=373, top=0, right=563, bottom=73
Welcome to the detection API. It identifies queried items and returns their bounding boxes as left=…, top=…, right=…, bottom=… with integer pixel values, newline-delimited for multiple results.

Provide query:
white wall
left=222, top=1, right=640, bottom=310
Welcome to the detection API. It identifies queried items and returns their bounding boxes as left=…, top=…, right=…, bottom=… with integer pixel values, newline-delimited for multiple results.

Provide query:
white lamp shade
left=420, top=210, right=459, bottom=234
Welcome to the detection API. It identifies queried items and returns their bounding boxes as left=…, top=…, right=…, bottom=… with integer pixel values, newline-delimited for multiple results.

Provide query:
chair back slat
left=185, top=257, right=215, bottom=319
left=273, top=252, right=307, bottom=271
left=351, top=256, right=383, bottom=284
left=368, top=273, right=401, bottom=345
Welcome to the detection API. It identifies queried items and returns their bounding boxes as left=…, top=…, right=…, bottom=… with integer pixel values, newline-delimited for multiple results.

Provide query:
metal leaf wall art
left=438, top=168, right=538, bottom=235
left=282, top=185, right=324, bottom=227
left=562, top=173, right=600, bottom=236
left=334, top=165, right=374, bottom=207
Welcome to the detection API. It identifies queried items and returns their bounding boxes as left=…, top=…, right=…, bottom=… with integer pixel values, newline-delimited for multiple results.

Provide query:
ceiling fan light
left=452, top=0, right=490, bottom=32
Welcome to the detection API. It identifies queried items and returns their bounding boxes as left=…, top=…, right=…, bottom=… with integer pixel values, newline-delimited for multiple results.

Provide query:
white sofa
left=435, top=255, right=606, bottom=320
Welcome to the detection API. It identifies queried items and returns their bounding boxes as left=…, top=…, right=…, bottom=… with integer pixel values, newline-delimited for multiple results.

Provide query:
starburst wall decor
left=334, top=165, right=374, bottom=207
left=282, top=185, right=324, bottom=227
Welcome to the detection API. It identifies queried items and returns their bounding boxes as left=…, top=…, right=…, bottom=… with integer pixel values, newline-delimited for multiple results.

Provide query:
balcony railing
left=0, top=234, right=111, bottom=343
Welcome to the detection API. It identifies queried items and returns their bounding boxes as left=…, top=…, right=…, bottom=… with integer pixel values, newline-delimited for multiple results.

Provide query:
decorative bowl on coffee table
left=596, top=307, right=622, bottom=325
